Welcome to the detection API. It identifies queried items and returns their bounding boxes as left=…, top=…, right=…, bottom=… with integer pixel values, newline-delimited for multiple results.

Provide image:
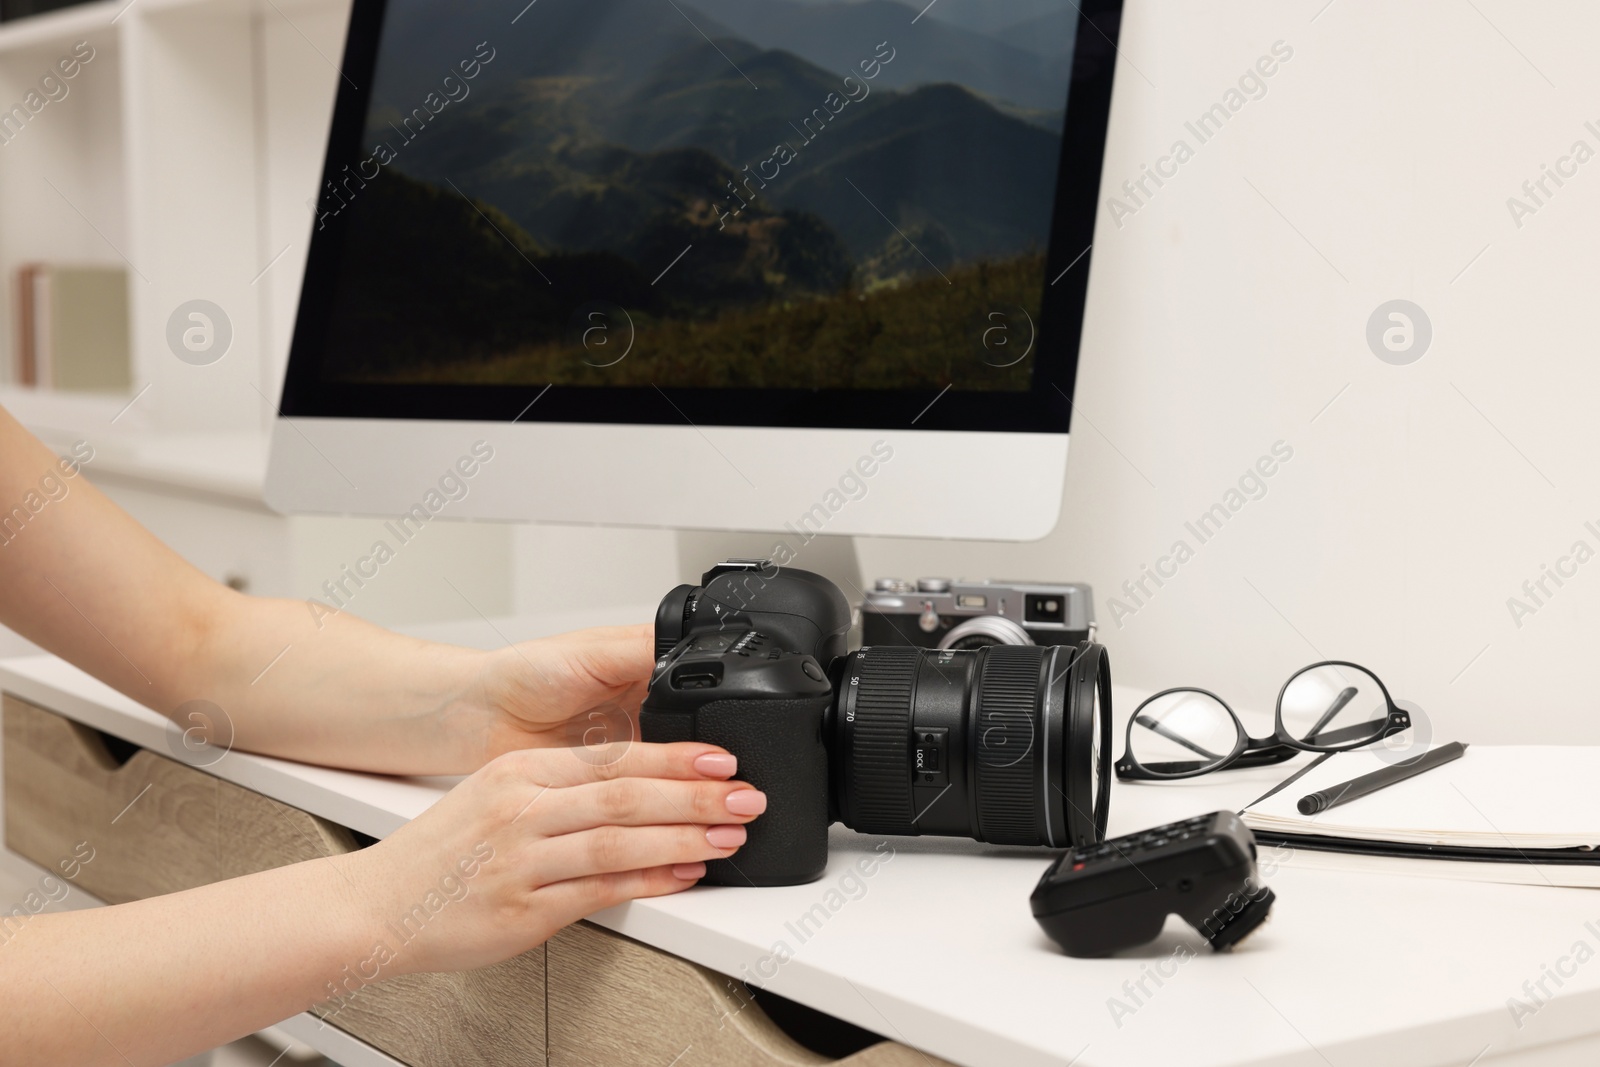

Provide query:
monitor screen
left=280, top=0, right=1121, bottom=431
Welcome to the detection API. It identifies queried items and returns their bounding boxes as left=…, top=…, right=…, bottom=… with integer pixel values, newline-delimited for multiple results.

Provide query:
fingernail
left=706, top=825, right=747, bottom=849
left=672, top=862, right=706, bottom=880
left=724, top=789, right=767, bottom=816
left=694, top=753, right=738, bottom=777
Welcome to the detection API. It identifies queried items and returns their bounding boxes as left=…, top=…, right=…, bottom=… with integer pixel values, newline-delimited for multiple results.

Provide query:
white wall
left=846, top=0, right=1600, bottom=744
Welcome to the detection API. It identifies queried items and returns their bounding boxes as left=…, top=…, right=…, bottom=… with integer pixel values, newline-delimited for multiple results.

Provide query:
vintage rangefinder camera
left=640, top=561, right=1113, bottom=886
left=861, top=578, right=1094, bottom=650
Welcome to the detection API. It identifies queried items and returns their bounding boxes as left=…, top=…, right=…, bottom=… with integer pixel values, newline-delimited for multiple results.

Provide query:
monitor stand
left=675, top=530, right=866, bottom=607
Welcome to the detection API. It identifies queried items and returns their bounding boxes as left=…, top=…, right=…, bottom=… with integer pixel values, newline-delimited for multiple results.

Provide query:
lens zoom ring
left=975, top=645, right=1044, bottom=844
left=849, top=646, right=920, bottom=835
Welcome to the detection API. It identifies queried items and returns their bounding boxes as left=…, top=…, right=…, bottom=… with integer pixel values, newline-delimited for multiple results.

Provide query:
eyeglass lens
left=1128, top=690, right=1242, bottom=776
left=1278, top=663, right=1389, bottom=750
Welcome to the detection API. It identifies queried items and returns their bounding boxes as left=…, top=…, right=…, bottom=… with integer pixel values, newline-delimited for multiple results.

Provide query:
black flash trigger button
left=1200, top=884, right=1276, bottom=952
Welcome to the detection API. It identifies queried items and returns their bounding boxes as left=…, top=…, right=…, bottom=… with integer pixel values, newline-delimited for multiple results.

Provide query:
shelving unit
left=0, top=0, right=349, bottom=434
left=0, top=0, right=526, bottom=650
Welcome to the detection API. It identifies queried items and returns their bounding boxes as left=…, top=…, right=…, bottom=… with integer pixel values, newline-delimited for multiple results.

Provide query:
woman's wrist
left=318, top=849, right=410, bottom=985
left=299, top=627, right=496, bottom=777
left=328, top=803, right=509, bottom=981
left=421, top=644, right=515, bottom=773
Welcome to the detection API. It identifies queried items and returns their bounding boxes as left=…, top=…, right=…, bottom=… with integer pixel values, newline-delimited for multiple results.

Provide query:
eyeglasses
left=1115, top=661, right=1412, bottom=781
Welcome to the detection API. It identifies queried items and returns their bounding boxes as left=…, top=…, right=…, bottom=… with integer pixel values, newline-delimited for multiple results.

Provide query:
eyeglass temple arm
left=1308, top=718, right=1393, bottom=746
left=1303, top=687, right=1357, bottom=743
left=1134, top=713, right=1224, bottom=761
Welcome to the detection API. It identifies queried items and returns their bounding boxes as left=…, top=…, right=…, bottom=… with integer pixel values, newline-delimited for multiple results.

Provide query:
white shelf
left=0, top=382, right=268, bottom=501
left=74, top=429, right=268, bottom=501
left=0, top=380, right=142, bottom=428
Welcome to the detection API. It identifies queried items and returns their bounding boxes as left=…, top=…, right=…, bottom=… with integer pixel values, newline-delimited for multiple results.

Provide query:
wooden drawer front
left=2, top=696, right=545, bottom=1067
left=3, top=695, right=355, bottom=901
left=311, top=957, right=546, bottom=1067
left=548, top=922, right=955, bottom=1067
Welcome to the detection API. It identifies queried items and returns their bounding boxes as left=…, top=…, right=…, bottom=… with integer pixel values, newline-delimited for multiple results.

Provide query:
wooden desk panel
left=548, top=921, right=955, bottom=1067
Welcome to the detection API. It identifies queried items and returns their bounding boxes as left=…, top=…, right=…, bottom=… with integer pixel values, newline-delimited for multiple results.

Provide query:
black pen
left=1297, top=741, right=1469, bottom=816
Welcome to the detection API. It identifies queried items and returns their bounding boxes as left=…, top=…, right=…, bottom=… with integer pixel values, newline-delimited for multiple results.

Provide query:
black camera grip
left=641, top=695, right=831, bottom=886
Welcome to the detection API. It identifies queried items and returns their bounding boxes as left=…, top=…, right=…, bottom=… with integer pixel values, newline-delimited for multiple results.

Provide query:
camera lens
left=830, top=643, right=1111, bottom=848
left=936, top=615, right=1034, bottom=650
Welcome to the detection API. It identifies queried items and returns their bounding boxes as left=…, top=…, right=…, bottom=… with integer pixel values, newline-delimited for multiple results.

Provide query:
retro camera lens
left=829, top=643, right=1111, bottom=848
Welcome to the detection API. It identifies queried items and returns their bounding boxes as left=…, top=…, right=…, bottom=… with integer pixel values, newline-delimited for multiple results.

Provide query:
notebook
left=1240, top=746, right=1600, bottom=889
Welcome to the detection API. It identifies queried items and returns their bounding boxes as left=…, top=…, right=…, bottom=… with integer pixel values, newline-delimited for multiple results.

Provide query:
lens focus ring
left=847, top=646, right=920, bottom=835
left=975, top=645, right=1045, bottom=844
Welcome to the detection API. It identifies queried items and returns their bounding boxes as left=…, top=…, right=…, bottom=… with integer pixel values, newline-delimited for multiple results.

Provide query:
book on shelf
left=13, top=263, right=131, bottom=392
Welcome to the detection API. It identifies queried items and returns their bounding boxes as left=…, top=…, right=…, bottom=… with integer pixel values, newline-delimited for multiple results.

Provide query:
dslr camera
left=862, top=577, right=1094, bottom=650
left=641, top=561, right=1112, bottom=886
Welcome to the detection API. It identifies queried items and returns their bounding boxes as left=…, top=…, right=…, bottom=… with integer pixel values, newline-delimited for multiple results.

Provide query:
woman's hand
left=456, top=623, right=658, bottom=766
left=0, top=741, right=763, bottom=1066
left=338, top=740, right=763, bottom=977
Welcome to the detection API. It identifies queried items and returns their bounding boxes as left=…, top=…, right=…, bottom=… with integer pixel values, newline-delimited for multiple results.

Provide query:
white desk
left=4, top=618, right=1599, bottom=1067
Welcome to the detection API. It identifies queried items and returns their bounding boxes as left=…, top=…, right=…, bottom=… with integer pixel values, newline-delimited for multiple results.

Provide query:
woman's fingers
left=494, top=741, right=739, bottom=790
left=534, top=776, right=767, bottom=836
left=532, top=863, right=705, bottom=929
left=529, top=822, right=749, bottom=886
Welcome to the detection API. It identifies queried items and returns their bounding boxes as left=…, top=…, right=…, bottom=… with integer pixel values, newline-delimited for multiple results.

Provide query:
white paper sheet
left=1242, top=745, right=1600, bottom=850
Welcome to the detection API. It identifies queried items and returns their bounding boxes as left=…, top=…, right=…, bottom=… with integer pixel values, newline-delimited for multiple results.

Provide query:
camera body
left=642, top=562, right=1112, bottom=887
left=653, top=559, right=850, bottom=662
left=861, top=578, right=1094, bottom=650
left=642, top=629, right=834, bottom=886
left=645, top=560, right=850, bottom=886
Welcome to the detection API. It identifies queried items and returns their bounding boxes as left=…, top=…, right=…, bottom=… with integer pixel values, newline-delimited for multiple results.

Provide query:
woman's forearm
left=0, top=405, right=651, bottom=776
left=2, top=854, right=372, bottom=1066
left=182, top=593, right=496, bottom=773
left=0, top=405, right=493, bottom=773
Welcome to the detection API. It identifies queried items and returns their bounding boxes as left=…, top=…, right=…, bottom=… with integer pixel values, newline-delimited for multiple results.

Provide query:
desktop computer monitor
left=266, top=0, right=1123, bottom=541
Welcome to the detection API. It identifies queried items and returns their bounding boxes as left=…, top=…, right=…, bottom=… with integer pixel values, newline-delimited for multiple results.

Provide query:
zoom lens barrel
left=831, top=643, right=1110, bottom=849
left=975, top=644, right=1047, bottom=843
left=841, top=646, right=921, bottom=835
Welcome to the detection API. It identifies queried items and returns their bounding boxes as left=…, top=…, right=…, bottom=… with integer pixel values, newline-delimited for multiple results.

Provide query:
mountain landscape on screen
left=314, top=0, right=1079, bottom=390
